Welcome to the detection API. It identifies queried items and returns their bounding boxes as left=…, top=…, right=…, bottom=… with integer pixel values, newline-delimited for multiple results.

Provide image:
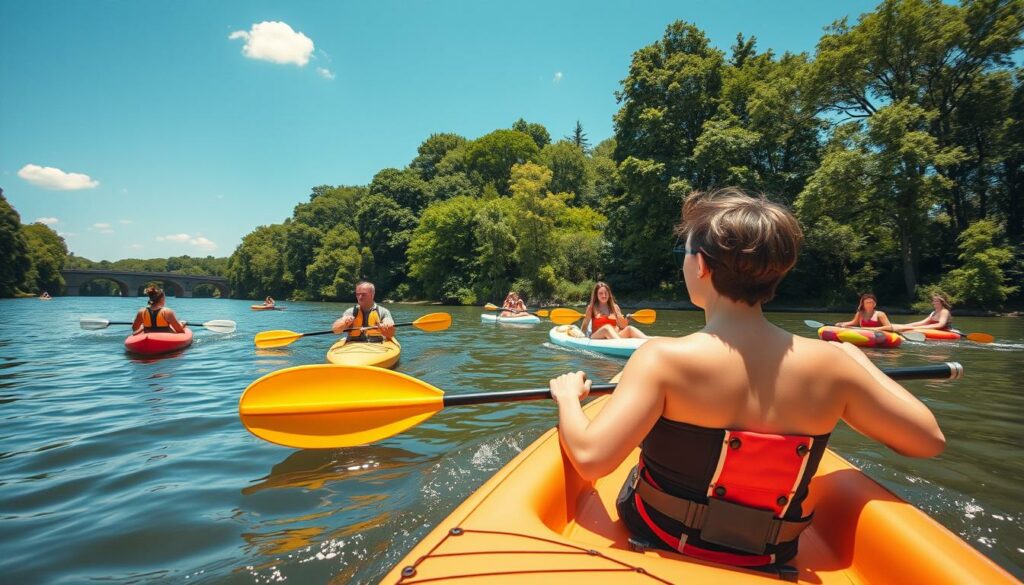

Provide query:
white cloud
left=553, top=71, right=563, bottom=84
left=58, top=231, right=77, bottom=237
left=93, top=222, right=111, bottom=229
left=129, top=243, right=144, bottom=250
left=157, top=233, right=191, bottom=242
left=35, top=217, right=59, bottom=225
left=190, top=236, right=217, bottom=251
left=229, top=21, right=314, bottom=66
left=156, top=233, right=217, bottom=251
left=119, top=219, right=133, bottom=225
left=17, top=164, right=99, bottom=190
left=316, top=67, right=335, bottom=80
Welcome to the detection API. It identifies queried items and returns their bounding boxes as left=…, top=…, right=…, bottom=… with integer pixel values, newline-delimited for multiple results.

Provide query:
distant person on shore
left=835, top=293, right=892, bottom=330
left=547, top=188, right=944, bottom=567
left=893, top=292, right=954, bottom=332
left=500, top=291, right=529, bottom=317
left=331, top=281, right=396, bottom=342
left=132, top=286, right=185, bottom=334
left=580, top=282, right=648, bottom=339
left=263, top=296, right=275, bottom=307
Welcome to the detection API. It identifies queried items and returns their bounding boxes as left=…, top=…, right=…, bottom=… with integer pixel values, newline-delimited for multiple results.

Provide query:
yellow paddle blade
left=254, top=329, right=303, bottom=348
left=965, top=332, right=994, bottom=343
left=483, top=303, right=500, bottom=311
left=413, top=312, right=452, bottom=332
left=549, top=307, right=584, bottom=325
left=535, top=309, right=549, bottom=317
left=628, top=309, right=657, bottom=324
left=239, top=365, right=445, bottom=449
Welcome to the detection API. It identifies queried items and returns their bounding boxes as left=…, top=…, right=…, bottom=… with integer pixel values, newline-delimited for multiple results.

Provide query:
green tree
left=227, top=224, right=289, bottom=299
left=427, top=172, right=477, bottom=202
left=410, top=133, right=467, bottom=181
left=355, top=194, right=418, bottom=294
left=512, top=118, right=552, bottom=149
left=407, top=195, right=485, bottom=300
left=21, top=222, right=68, bottom=294
left=283, top=222, right=323, bottom=292
left=540, top=141, right=591, bottom=203
left=508, top=163, right=566, bottom=297
left=305, top=225, right=364, bottom=301
left=369, top=168, right=431, bottom=212
left=565, top=120, right=590, bottom=153
left=464, top=129, right=541, bottom=194
left=0, top=189, right=30, bottom=297
left=292, top=185, right=365, bottom=232
left=939, top=219, right=1018, bottom=307
left=473, top=197, right=517, bottom=301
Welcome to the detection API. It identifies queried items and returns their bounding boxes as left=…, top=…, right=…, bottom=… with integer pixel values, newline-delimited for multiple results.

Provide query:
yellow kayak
left=380, top=395, right=1016, bottom=584
left=326, top=338, right=400, bottom=369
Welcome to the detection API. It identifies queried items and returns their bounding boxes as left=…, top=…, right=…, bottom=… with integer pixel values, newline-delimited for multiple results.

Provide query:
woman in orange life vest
left=892, top=292, right=954, bottom=332
left=580, top=282, right=648, bottom=339
left=549, top=188, right=944, bottom=568
left=131, top=286, right=185, bottom=335
left=834, top=293, right=892, bottom=330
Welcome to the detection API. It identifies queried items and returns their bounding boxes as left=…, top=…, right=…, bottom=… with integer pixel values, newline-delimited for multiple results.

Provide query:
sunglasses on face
left=672, top=245, right=700, bottom=269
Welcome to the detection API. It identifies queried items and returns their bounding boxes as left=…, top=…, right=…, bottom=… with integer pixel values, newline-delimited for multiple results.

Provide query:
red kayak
left=124, top=328, right=194, bottom=355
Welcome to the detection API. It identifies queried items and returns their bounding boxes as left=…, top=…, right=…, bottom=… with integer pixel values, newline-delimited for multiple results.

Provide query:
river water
left=0, top=297, right=1021, bottom=583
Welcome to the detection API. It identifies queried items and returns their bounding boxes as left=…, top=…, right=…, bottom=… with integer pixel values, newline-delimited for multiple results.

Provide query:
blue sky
left=0, top=0, right=879, bottom=261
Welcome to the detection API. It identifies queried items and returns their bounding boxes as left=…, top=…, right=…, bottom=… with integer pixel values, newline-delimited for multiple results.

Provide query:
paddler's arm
left=379, top=310, right=396, bottom=340
left=835, top=312, right=858, bottom=327
left=164, top=309, right=186, bottom=333
left=131, top=309, right=145, bottom=335
left=833, top=342, right=946, bottom=458
left=550, top=341, right=666, bottom=481
left=331, top=308, right=355, bottom=335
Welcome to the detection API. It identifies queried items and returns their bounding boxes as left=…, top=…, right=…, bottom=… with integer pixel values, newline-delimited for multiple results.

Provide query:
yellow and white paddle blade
left=238, top=364, right=445, bottom=449
left=549, top=308, right=584, bottom=325
left=413, top=312, right=452, bottom=332
left=628, top=309, right=657, bottom=324
left=483, top=303, right=500, bottom=311
left=254, top=330, right=301, bottom=348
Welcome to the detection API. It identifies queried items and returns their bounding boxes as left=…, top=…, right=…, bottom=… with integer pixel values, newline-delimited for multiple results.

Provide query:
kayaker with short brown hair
left=549, top=188, right=944, bottom=568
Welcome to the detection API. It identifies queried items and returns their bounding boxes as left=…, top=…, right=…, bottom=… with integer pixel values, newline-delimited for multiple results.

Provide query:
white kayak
left=481, top=313, right=541, bottom=324
left=547, top=325, right=648, bottom=358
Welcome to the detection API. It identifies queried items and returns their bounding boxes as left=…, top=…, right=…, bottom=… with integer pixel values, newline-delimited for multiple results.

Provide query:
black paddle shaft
left=440, top=363, right=963, bottom=408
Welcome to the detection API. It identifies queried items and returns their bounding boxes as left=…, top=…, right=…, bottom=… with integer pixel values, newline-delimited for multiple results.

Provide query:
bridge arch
left=60, top=269, right=230, bottom=298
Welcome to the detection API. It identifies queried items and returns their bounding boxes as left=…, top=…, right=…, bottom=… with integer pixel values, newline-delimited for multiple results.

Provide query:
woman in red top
left=548, top=188, right=944, bottom=568
left=580, top=282, right=648, bottom=340
left=835, top=293, right=892, bottom=330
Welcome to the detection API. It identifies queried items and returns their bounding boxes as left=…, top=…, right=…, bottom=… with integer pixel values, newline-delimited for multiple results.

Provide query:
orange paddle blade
left=627, top=309, right=657, bottom=324
left=549, top=308, right=585, bottom=325
left=483, top=303, right=500, bottom=311
left=413, top=312, right=452, bottom=332
left=965, top=332, right=994, bottom=343
left=239, top=365, right=445, bottom=449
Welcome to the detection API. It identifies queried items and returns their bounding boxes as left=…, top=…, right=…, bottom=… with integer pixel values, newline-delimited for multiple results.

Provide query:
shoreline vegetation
left=2, top=2, right=1022, bottom=314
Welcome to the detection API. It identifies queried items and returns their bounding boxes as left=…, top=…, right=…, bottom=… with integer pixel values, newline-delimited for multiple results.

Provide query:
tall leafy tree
left=464, top=129, right=541, bottom=194
left=540, top=141, right=591, bottom=202
left=305, top=225, right=364, bottom=301
left=0, top=189, right=30, bottom=297
left=356, top=194, right=418, bottom=295
left=21, top=222, right=68, bottom=294
left=410, top=133, right=468, bottom=181
left=407, top=196, right=485, bottom=299
left=369, top=168, right=431, bottom=213
left=512, top=118, right=552, bottom=149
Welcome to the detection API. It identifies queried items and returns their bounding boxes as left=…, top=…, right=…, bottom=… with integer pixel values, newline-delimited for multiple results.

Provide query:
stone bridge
left=60, top=269, right=230, bottom=298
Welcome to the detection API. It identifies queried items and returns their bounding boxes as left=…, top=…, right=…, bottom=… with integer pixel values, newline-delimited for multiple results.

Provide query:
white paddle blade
left=804, top=319, right=825, bottom=329
left=902, top=331, right=926, bottom=342
left=79, top=318, right=112, bottom=330
left=202, top=320, right=237, bottom=333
